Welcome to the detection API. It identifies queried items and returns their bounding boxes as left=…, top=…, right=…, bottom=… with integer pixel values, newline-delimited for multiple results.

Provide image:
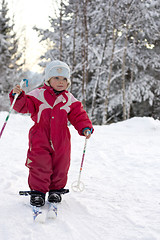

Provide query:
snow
left=0, top=112, right=160, bottom=240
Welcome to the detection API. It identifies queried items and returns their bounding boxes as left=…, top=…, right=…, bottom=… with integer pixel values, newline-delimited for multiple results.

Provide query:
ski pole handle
left=10, top=79, right=28, bottom=110
left=12, top=79, right=28, bottom=102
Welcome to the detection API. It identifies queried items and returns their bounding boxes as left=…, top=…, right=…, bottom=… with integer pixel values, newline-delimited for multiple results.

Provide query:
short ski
left=47, top=202, right=58, bottom=219
left=32, top=206, right=46, bottom=223
left=19, top=189, right=69, bottom=223
left=32, top=203, right=58, bottom=222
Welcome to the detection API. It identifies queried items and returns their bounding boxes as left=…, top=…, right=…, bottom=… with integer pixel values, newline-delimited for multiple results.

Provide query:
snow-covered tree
left=34, top=0, right=160, bottom=124
left=107, top=0, right=160, bottom=122
left=0, top=0, right=22, bottom=110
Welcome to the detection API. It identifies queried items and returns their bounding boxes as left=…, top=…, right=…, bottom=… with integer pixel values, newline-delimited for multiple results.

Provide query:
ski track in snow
left=0, top=112, right=160, bottom=240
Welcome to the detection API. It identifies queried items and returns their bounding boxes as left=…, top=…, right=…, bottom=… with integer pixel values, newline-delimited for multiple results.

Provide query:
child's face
left=49, top=76, right=68, bottom=91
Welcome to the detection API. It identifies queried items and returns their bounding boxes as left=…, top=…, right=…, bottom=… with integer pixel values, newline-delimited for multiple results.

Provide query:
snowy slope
left=0, top=112, right=160, bottom=240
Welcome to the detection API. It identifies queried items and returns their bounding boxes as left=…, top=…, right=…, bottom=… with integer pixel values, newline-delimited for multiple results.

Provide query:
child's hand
left=83, top=129, right=91, bottom=139
left=13, top=85, right=22, bottom=95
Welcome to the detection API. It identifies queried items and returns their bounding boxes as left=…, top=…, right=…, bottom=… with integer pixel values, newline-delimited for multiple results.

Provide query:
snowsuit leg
left=26, top=142, right=71, bottom=193
left=49, top=144, right=71, bottom=190
left=26, top=148, right=54, bottom=193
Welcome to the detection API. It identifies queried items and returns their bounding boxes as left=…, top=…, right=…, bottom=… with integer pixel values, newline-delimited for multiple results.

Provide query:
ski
left=32, top=206, right=46, bottom=223
left=32, top=203, right=58, bottom=222
left=19, top=188, right=69, bottom=223
left=47, top=202, right=58, bottom=219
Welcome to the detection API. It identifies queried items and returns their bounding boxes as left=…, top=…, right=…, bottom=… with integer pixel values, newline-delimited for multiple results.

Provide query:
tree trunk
left=59, top=0, right=63, bottom=60
left=121, top=26, right=128, bottom=120
left=91, top=14, right=109, bottom=120
left=102, top=27, right=117, bottom=124
left=127, top=32, right=136, bottom=119
left=81, top=0, right=88, bottom=110
left=122, top=0, right=135, bottom=120
left=71, top=3, right=78, bottom=93
left=102, top=0, right=118, bottom=124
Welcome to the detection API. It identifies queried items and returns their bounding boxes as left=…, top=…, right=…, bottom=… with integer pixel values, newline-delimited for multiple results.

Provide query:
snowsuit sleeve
left=68, top=101, right=93, bottom=136
left=9, top=90, right=40, bottom=117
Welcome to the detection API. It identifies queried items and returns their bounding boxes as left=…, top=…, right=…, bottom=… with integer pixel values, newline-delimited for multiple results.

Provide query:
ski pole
left=71, top=134, right=89, bottom=192
left=0, top=79, right=28, bottom=139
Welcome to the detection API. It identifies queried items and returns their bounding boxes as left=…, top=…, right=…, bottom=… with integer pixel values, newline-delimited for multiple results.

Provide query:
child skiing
left=9, top=60, right=93, bottom=208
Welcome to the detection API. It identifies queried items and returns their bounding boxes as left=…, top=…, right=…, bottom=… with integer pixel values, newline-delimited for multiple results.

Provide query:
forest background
left=0, top=0, right=159, bottom=124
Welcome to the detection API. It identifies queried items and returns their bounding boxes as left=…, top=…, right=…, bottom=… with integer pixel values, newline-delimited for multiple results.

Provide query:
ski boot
left=30, top=191, right=45, bottom=207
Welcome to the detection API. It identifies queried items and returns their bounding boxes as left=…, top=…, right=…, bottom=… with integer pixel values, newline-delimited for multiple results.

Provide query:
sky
left=7, top=0, right=60, bottom=72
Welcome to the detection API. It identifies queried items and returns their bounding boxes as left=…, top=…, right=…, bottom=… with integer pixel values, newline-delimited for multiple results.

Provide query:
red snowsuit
left=9, top=84, right=93, bottom=193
